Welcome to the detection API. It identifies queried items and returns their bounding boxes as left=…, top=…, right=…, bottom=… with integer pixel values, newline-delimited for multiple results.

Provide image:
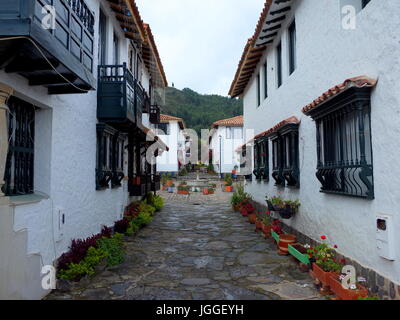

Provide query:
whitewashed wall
left=242, top=0, right=400, bottom=283
left=210, top=126, right=244, bottom=174
left=0, top=0, right=153, bottom=299
left=157, top=121, right=180, bottom=172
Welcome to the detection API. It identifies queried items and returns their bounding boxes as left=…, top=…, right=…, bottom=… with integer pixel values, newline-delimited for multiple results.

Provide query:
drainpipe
left=0, top=84, right=13, bottom=198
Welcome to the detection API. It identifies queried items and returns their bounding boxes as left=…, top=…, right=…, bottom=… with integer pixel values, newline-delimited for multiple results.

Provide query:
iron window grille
left=96, top=124, right=125, bottom=190
left=253, top=137, right=269, bottom=182
left=304, top=86, right=374, bottom=199
left=3, top=97, right=35, bottom=196
left=270, top=123, right=300, bottom=188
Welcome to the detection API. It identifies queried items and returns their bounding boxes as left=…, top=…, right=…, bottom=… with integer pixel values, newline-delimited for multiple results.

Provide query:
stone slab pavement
left=47, top=182, right=323, bottom=300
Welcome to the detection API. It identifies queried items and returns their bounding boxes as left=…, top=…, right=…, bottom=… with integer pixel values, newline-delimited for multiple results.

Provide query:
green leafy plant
left=231, top=184, right=252, bottom=207
left=178, top=168, right=188, bottom=176
left=358, top=296, right=380, bottom=300
left=97, top=233, right=125, bottom=267
left=177, top=184, right=190, bottom=192
left=58, top=247, right=106, bottom=281
left=146, top=193, right=165, bottom=212
left=224, top=175, right=233, bottom=186
left=307, top=236, right=342, bottom=273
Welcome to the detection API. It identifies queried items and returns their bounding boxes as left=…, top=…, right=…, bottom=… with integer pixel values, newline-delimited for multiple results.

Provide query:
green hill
left=162, top=87, right=243, bottom=134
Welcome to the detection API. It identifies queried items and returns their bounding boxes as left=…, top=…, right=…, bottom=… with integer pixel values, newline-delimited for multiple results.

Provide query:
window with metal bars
left=2, top=97, right=35, bottom=196
left=305, top=86, right=374, bottom=199
left=270, top=123, right=300, bottom=188
left=253, top=137, right=269, bottom=182
left=96, top=124, right=125, bottom=190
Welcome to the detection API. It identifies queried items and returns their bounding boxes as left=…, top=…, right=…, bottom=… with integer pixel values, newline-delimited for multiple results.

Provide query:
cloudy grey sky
left=136, top=0, right=265, bottom=96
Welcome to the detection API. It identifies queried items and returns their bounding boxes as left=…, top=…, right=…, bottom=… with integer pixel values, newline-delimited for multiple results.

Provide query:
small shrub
left=146, top=193, right=165, bottom=212
left=134, top=212, right=153, bottom=228
left=97, top=233, right=125, bottom=267
left=113, top=218, right=130, bottom=234
left=126, top=220, right=140, bottom=236
left=58, top=247, right=106, bottom=281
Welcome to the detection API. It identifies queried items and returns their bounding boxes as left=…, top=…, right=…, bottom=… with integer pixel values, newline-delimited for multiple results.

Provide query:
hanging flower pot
left=278, top=234, right=297, bottom=255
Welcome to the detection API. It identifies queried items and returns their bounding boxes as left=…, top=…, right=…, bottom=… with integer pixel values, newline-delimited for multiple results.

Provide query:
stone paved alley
left=48, top=182, right=323, bottom=300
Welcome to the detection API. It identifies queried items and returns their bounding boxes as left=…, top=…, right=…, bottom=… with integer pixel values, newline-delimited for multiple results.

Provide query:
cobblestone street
left=48, top=181, right=323, bottom=300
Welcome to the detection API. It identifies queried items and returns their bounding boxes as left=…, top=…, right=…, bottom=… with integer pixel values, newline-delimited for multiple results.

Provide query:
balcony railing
left=0, top=0, right=96, bottom=94
left=98, top=63, right=144, bottom=131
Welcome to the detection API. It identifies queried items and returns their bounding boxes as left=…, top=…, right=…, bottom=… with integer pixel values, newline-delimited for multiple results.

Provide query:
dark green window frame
left=304, top=86, right=374, bottom=199
left=276, top=41, right=283, bottom=88
left=264, top=62, right=268, bottom=99
left=256, top=73, right=261, bottom=107
left=288, top=20, right=296, bottom=75
left=253, top=137, right=269, bottom=182
left=96, top=123, right=125, bottom=190
left=270, top=123, right=300, bottom=188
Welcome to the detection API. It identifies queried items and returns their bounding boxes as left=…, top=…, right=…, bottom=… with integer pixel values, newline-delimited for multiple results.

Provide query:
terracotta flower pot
left=203, top=188, right=209, bottom=195
left=166, top=180, right=174, bottom=187
left=233, top=205, right=240, bottom=212
left=248, top=213, right=257, bottom=224
left=328, top=274, right=369, bottom=300
left=311, top=263, right=336, bottom=288
left=255, top=220, right=263, bottom=232
left=240, top=208, right=248, bottom=217
left=262, top=225, right=272, bottom=238
left=224, top=186, right=233, bottom=192
left=278, top=234, right=297, bottom=255
left=178, top=190, right=189, bottom=195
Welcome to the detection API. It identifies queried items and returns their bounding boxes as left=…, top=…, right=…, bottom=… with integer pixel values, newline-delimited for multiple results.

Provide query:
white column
left=0, top=84, right=13, bottom=197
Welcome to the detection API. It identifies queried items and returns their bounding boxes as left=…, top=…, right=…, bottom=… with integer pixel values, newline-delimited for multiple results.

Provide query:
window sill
left=8, top=193, right=49, bottom=207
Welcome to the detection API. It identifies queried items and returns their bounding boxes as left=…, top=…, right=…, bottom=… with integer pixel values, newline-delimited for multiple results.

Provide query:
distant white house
left=156, top=114, right=190, bottom=174
left=209, top=116, right=244, bottom=175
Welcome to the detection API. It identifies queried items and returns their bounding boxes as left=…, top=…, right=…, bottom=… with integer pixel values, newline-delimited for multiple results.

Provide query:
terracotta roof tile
left=160, top=114, right=186, bottom=129
left=235, top=116, right=300, bottom=152
left=302, top=76, right=377, bottom=114
left=212, top=115, right=243, bottom=128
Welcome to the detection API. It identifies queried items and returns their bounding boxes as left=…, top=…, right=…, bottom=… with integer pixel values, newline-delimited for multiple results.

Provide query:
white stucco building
left=209, top=116, right=244, bottom=175
left=229, top=0, right=400, bottom=299
left=0, top=0, right=168, bottom=299
left=156, top=114, right=190, bottom=174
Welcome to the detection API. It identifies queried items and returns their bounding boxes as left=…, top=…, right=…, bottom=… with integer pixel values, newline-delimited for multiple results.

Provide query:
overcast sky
left=136, top=0, right=265, bottom=96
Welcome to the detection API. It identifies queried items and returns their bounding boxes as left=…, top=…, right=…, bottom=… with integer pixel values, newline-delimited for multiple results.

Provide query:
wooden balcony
left=0, top=0, right=96, bottom=94
left=97, top=63, right=144, bottom=132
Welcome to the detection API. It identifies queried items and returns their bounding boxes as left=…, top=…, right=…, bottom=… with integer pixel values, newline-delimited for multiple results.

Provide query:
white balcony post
left=0, top=84, right=13, bottom=197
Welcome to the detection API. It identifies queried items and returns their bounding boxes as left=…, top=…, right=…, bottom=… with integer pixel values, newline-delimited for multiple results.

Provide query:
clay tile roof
left=235, top=116, right=300, bottom=152
left=160, top=114, right=186, bottom=129
left=302, top=76, right=377, bottom=114
left=228, top=0, right=274, bottom=97
left=212, top=115, right=243, bottom=129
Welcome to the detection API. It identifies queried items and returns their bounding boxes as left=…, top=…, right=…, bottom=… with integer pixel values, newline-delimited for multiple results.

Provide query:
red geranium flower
left=333, top=245, right=338, bottom=249
left=321, top=235, right=327, bottom=240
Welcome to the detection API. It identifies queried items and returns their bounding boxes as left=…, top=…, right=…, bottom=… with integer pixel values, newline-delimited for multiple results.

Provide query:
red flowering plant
left=307, top=235, right=342, bottom=273
left=271, top=219, right=283, bottom=234
left=256, top=211, right=272, bottom=226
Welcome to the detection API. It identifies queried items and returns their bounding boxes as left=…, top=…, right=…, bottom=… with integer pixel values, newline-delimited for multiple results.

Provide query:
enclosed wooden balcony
left=0, top=0, right=96, bottom=94
left=97, top=63, right=144, bottom=131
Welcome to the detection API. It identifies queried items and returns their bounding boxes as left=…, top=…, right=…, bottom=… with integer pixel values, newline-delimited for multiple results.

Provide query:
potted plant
left=279, top=200, right=300, bottom=219
left=328, top=273, right=369, bottom=300
left=255, top=212, right=264, bottom=232
left=260, top=212, right=272, bottom=238
left=177, top=184, right=190, bottom=195
left=239, top=201, right=254, bottom=217
left=278, top=234, right=297, bottom=256
left=308, top=236, right=343, bottom=292
left=224, top=176, right=233, bottom=192
left=248, top=210, right=257, bottom=224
